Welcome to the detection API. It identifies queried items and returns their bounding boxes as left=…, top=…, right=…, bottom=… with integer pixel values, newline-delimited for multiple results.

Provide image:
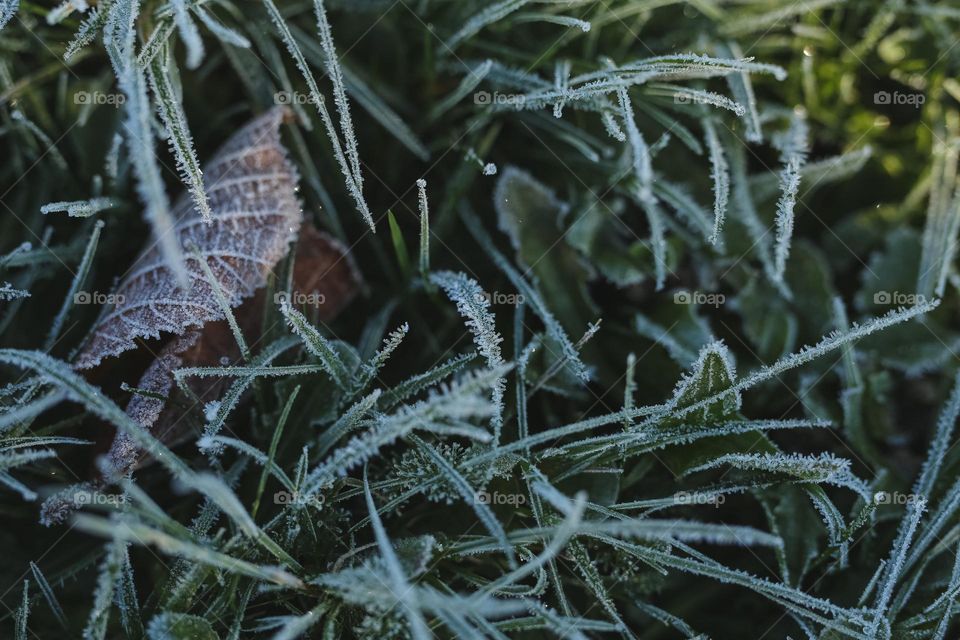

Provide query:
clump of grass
left=2, top=1, right=960, bottom=638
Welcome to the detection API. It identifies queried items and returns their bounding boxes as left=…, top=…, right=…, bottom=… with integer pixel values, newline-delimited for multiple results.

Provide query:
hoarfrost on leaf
left=75, top=108, right=302, bottom=369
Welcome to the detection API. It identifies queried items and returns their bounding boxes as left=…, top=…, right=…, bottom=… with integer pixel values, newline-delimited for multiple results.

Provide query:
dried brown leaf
left=288, top=223, right=362, bottom=321
left=107, top=330, right=203, bottom=477
left=75, top=107, right=303, bottom=369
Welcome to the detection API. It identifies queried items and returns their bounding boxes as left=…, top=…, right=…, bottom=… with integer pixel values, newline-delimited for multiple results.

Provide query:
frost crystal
left=0, top=0, right=18, bottom=31
left=430, top=271, right=506, bottom=438
left=772, top=110, right=809, bottom=280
